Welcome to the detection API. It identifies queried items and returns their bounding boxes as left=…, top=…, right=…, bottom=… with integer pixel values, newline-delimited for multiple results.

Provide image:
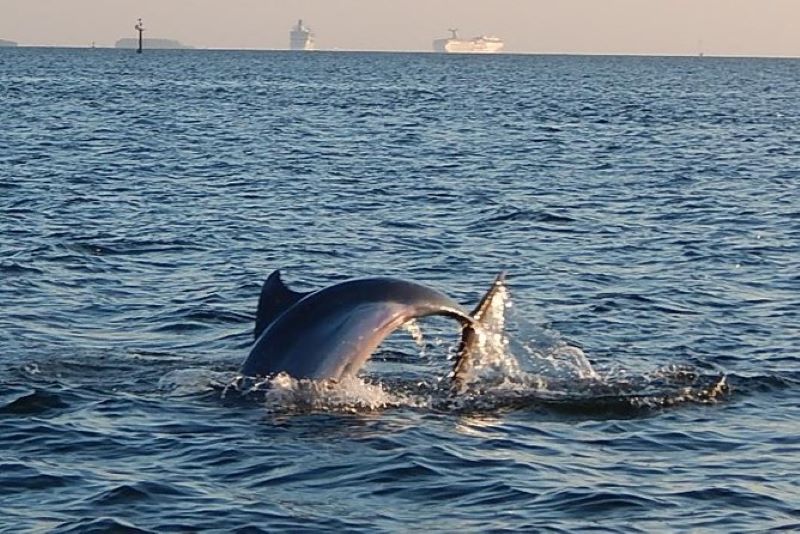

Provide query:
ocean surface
left=1, top=47, right=798, bottom=532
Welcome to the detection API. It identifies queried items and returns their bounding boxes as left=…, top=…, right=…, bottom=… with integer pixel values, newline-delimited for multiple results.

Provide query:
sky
left=1, top=0, right=799, bottom=57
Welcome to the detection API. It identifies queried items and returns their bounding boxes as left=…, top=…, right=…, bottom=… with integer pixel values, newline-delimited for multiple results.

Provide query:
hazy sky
left=2, top=0, right=799, bottom=57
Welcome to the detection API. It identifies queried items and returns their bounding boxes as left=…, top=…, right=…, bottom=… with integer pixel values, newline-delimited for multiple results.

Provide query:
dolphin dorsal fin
left=254, top=270, right=311, bottom=340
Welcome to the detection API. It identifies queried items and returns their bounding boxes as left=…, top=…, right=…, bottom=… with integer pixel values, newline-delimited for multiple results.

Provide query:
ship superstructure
left=289, top=19, right=315, bottom=51
left=433, top=29, right=504, bottom=54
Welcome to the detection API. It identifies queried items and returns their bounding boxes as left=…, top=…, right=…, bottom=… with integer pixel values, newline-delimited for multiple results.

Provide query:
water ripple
left=1, top=49, right=798, bottom=532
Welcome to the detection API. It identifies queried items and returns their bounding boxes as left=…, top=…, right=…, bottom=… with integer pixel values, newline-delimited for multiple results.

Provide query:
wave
left=50, top=517, right=155, bottom=534
left=0, top=461, right=78, bottom=493
left=59, top=237, right=205, bottom=257
left=469, top=205, right=578, bottom=229
left=0, top=261, right=44, bottom=276
left=0, top=387, right=69, bottom=415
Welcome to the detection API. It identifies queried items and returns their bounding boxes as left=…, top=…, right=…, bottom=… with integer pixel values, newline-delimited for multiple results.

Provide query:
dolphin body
left=240, top=270, right=505, bottom=389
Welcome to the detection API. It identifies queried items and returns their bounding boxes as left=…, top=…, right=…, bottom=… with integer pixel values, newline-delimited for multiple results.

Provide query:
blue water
left=1, top=48, right=799, bottom=532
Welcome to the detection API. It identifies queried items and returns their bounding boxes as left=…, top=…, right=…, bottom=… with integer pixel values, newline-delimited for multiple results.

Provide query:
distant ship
left=433, top=29, right=504, bottom=54
left=115, top=38, right=192, bottom=50
left=289, top=19, right=315, bottom=51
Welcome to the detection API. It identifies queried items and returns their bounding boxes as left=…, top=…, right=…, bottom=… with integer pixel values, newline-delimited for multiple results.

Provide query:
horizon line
left=3, top=45, right=800, bottom=60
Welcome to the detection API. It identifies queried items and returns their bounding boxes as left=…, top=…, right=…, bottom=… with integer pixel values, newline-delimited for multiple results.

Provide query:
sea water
left=1, top=48, right=798, bottom=532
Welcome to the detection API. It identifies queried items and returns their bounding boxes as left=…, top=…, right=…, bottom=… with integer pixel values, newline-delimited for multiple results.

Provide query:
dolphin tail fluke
left=451, top=271, right=507, bottom=393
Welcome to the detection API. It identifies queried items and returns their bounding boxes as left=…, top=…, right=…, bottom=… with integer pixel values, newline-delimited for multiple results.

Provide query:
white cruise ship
left=433, top=29, right=504, bottom=54
left=289, top=19, right=315, bottom=51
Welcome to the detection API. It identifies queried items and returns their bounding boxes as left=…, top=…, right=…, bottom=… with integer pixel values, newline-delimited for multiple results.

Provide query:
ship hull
left=290, top=32, right=315, bottom=51
left=433, top=37, right=504, bottom=54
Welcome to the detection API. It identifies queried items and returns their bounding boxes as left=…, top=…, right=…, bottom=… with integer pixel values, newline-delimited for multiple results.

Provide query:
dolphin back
left=242, top=272, right=507, bottom=389
left=242, top=277, right=472, bottom=379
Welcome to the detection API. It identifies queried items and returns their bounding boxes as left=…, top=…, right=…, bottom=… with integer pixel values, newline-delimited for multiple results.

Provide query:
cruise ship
left=289, top=19, right=315, bottom=51
left=433, top=29, right=504, bottom=54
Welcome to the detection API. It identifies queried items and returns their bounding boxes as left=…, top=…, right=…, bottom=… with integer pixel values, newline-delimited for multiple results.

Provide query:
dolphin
left=240, top=270, right=506, bottom=390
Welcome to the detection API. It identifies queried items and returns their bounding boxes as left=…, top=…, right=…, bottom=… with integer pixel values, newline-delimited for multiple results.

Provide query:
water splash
left=454, top=279, right=523, bottom=386
left=452, top=282, right=729, bottom=409
left=454, top=280, right=597, bottom=389
left=401, top=319, right=426, bottom=353
left=213, top=280, right=728, bottom=415
left=497, top=281, right=725, bottom=408
left=225, top=373, right=426, bottom=414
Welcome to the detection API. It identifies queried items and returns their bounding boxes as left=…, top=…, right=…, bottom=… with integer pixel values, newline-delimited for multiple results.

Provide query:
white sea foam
left=261, top=373, right=425, bottom=413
